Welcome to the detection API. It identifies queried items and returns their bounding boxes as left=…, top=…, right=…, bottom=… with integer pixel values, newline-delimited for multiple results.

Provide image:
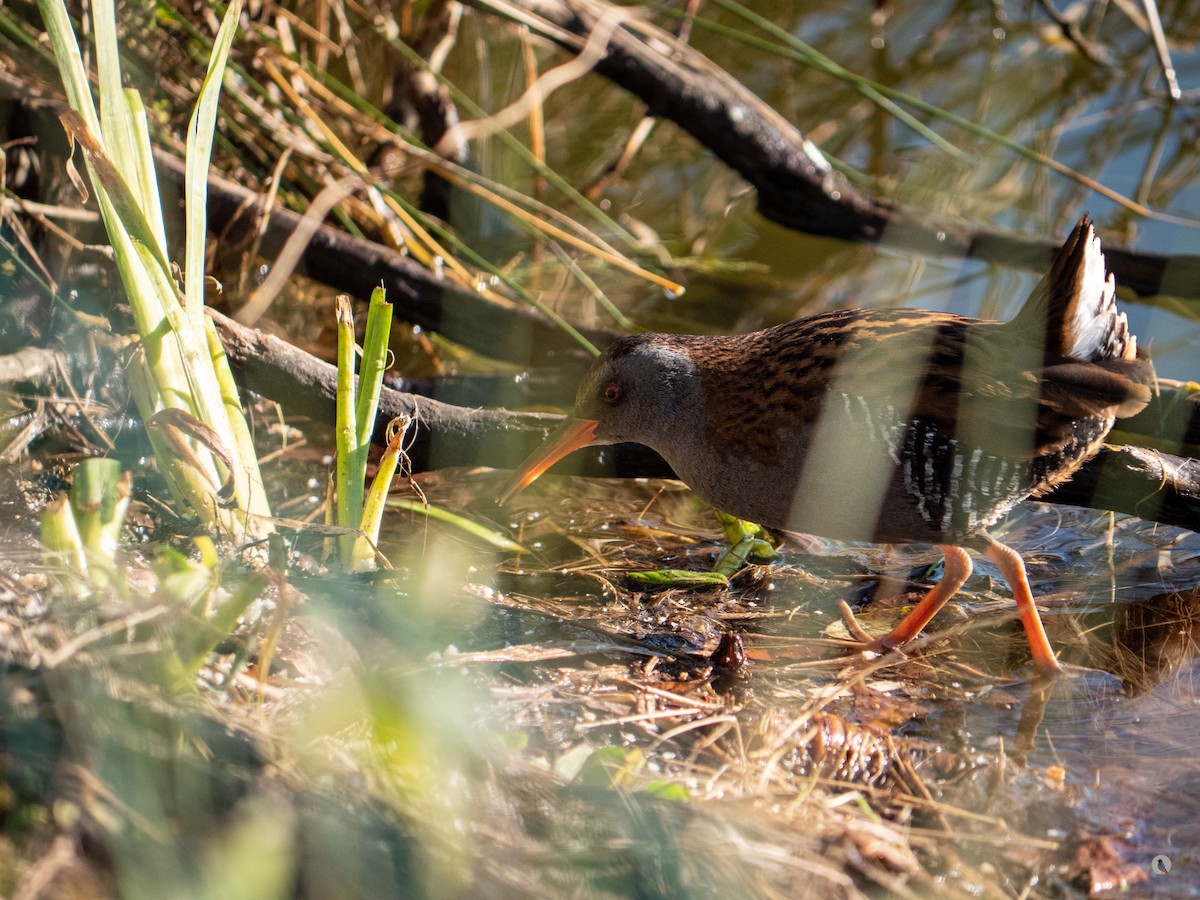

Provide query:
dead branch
left=152, top=152, right=618, bottom=366
left=209, top=308, right=581, bottom=474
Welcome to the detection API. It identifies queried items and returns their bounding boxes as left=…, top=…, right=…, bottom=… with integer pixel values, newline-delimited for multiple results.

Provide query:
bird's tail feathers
left=1009, top=214, right=1137, bottom=363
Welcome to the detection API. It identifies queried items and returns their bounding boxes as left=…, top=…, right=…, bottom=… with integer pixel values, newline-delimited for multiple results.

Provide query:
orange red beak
left=496, top=417, right=599, bottom=504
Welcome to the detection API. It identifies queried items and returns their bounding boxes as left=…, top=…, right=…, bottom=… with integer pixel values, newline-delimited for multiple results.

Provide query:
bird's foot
left=833, top=600, right=915, bottom=659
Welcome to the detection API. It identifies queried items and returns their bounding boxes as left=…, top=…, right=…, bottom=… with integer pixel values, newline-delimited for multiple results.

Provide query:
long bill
left=496, top=417, right=599, bottom=505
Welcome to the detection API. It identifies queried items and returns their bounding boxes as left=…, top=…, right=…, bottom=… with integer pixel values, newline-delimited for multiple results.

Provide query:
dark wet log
left=213, top=310, right=1198, bottom=529
left=464, top=0, right=885, bottom=243
left=210, top=308, right=567, bottom=474
left=151, top=153, right=616, bottom=367
left=383, top=369, right=583, bottom=409
left=466, top=0, right=1200, bottom=299
left=1045, top=446, right=1200, bottom=532
left=1112, top=380, right=1200, bottom=459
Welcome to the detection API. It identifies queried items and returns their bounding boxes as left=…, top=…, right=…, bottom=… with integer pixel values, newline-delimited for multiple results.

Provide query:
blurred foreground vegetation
left=0, top=1, right=1199, bottom=897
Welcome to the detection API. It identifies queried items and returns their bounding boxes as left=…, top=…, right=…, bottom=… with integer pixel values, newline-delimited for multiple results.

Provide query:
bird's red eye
left=602, top=384, right=622, bottom=403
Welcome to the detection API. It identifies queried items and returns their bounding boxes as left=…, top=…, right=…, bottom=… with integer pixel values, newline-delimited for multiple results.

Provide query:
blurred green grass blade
left=41, top=493, right=87, bottom=578
left=387, top=499, right=528, bottom=553
left=354, top=286, right=393, bottom=449
left=186, top=0, right=242, bottom=328
left=643, top=780, right=690, bottom=802
left=72, top=458, right=129, bottom=561
left=335, top=295, right=362, bottom=564
left=178, top=572, right=271, bottom=676
left=353, top=416, right=411, bottom=572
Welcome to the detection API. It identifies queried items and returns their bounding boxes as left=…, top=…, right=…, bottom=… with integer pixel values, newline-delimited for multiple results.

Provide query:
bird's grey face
left=574, top=336, right=700, bottom=447
left=495, top=334, right=700, bottom=503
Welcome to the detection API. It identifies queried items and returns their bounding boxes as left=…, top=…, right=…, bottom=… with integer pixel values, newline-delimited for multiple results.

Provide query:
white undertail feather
left=1067, top=224, right=1136, bottom=362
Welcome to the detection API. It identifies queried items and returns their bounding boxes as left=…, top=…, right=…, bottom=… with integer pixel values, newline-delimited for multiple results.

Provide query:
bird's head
left=497, top=334, right=700, bottom=503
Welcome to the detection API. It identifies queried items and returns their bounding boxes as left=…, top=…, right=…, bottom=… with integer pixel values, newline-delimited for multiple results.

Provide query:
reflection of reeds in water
left=1101, top=585, right=1200, bottom=693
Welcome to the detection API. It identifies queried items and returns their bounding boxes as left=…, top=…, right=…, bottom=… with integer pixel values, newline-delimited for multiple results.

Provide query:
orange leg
left=982, top=538, right=1063, bottom=675
left=839, top=545, right=973, bottom=656
left=877, top=544, right=974, bottom=649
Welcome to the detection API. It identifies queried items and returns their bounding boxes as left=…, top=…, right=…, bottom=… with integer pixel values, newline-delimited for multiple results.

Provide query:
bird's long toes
left=833, top=601, right=915, bottom=660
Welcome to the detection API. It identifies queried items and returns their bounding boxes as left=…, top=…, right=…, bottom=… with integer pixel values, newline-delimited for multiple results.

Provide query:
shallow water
left=441, top=0, right=1200, bottom=378
left=360, top=455, right=1200, bottom=893
left=410, top=4, right=1200, bottom=873
left=198, top=1, right=1200, bottom=893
